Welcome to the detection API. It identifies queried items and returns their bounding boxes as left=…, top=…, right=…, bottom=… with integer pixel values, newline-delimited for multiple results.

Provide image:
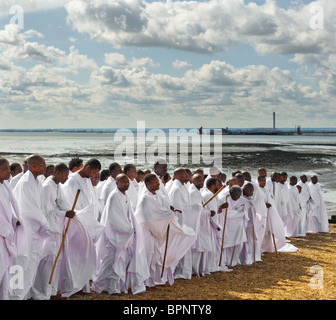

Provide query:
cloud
left=65, top=0, right=336, bottom=56
left=173, top=59, right=192, bottom=69
left=0, top=0, right=69, bottom=15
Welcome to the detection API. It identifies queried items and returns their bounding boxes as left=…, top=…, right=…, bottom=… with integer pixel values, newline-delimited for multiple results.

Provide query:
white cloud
left=65, top=0, right=336, bottom=56
left=173, top=59, right=191, bottom=69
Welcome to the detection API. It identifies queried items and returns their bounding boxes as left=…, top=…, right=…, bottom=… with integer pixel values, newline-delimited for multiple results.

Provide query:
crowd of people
left=0, top=154, right=330, bottom=300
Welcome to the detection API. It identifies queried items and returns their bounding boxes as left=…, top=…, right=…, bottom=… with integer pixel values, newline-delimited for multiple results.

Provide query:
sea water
left=0, top=129, right=335, bottom=216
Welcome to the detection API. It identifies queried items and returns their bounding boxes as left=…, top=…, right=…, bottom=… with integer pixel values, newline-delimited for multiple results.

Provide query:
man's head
left=145, top=173, right=160, bottom=194
left=230, top=186, right=242, bottom=201
left=227, top=177, right=239, bottom=188
left=243, top=182, right=254, bottom=198
left=153, top=159, right=168, bottom=178
left=191, top=173, right=204, bottom=190
left=136, top=169, right=145, bottom=183
left=124, top=164, right=137, bottom=181
left=290, top=175, right=297, bottom=186
left=100, top=169, right=110, bottom=182
left=91, top=171, right=100, bottom=187
left=68, top=157, right=83, bottom=173
left=235, top=173, right=245, bottom=187
left=78, top=158, right=101, bottom=179
left=206, top=177, right=219, bottom=194
left=242, top=171, right=251, bottom=182
left=279, top=172, right=288, bottom=184
left=257, top=175, right=266, bottom=188
left=53, top=163, right=69, bottom=185
left=270, top=172, right=280, bottom=182
left=311, top=175, right=318, bottom=185
left=27, top=154, right=46, bottom=178
left=45, top=164, right=55, bottom=178
left=0, top=157, right=10, bottom=183
left=10, top=163, right=22, bottom=177
left=116, top=173, right=130, bottom=193
left=108, top=162, right=122, bottom=179
left=258, top=167, right=267, bottom=177
left=173, top=168, right=188, bottom=184
left=300, top=174, right=308, bottom=183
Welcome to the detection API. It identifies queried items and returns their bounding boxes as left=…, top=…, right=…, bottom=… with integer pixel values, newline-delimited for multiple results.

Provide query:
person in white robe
left=0, top=158, right=26, bottom=300
left=242, top=171, right=267, bottom=260
left=57, top=158, right=104, bottom=296
left=124, top=164, right=139, bottom=212
left=130, top=174, right=196, bottom=288
left=297, top=174, right=312, bottom=237
left=92, top=174, right=145, bottom=295
left=68, top=157, right=83, bottom=177
left=100, top=163, right=122, bottom=206
left=238, top=183, right=261, bottom=265
left=257, top=176, right=287, bottom=253
left=307, top=175, right=329, bottom=233
left=9, top=157, right=28, bottom=191
left=168, top=168, right=196, bottom=280
left=277, top=172, right=291, bottom=230
left=189, top=174, right=212, bottom=277
left=286, top=176, right=302, bottom=237
left=265, top=172, right=282, bottom=219
left=42, top=163, right=75, bottom=297
left=13, top=155, right=56, bottom=300
left=201, top=178, right=228, bottom=273
left=222, top=186, right=247, bottom=267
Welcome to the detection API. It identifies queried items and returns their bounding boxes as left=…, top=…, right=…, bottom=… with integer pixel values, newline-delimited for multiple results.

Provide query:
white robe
left=126, top=178, right=138, bottom=212
left=57, top=172, right=104, bottom=296
left=42, top=178, right=67, bottom=296
left=100, top=176, right=117, bottom=205
left=277, top=183, right=291, bottom=227
left=260, top=187, right=287, bottom=253
left=92, top=188, right=144, bottom=295
left=0, top=181, right=27, bottom=300
left=297, top=181, right=311, bottom=236
left=131, top=188, right=196, bottom=287
left=201, top=188, right=222, bottom=272
left=307, top=182, right=329, bottom=233
left=286, top=185, right=302, bottom=237
left=188, top=184, right=212, bottom=276
left=13, top=171, right=56, bottom=300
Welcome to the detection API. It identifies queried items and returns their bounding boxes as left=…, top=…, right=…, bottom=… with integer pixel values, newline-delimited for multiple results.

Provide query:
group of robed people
left=0, top=155, right=329, bottom=299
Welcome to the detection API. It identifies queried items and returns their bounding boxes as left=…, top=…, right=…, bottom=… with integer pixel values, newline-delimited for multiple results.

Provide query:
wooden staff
left=229, top=246, right=236, bottom=268
left=218, top=194, right=230, bottom=266
left=202, top=185, right=225, bottom=208
left=49, top=189, right=80, bottom=285
left=161, top=223, right=170, bottom=278
left=252, top=225, right=256, bottom=264
left=272, top=233, right=278, bottom=257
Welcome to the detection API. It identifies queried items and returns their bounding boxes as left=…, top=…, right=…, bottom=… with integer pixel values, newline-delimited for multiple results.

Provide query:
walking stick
left=229, top=246, right=236, bottom=268
left=272, top=233, right=278, bottom=257
left=49, top=189, right=80, bottom=284
left=252, top=224, right=256, bottom=264
left=202, top=185, right=225, bottom=208
left=161, top=223, right=170, bottom=278
left=219, top=194, right=230, bottom=266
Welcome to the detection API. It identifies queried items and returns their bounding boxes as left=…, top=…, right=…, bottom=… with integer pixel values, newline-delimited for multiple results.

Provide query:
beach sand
left=66, top=220, right=336, bottom=301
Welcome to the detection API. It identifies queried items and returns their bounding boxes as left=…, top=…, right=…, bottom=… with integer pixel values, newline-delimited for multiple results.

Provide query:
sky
left=0, top=0, right=335, bottom=130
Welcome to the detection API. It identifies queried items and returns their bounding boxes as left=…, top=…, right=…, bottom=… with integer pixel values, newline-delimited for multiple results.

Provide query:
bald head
left=192, top=173, right=204, bottom=190
left=116, top=173, right=129, bottom=193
